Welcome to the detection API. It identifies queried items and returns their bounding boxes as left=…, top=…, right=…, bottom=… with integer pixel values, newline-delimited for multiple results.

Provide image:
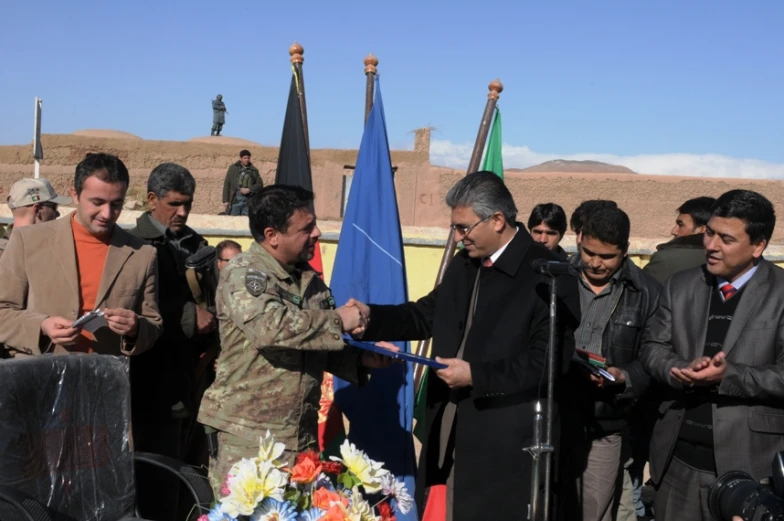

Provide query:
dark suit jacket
left=364, top=227, right=580, bottom=521
left=640, top=259, right=784, bottom=484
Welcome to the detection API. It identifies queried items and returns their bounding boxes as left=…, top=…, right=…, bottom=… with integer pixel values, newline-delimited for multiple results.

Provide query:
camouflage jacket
left=198, top=242, right=366, bottom=451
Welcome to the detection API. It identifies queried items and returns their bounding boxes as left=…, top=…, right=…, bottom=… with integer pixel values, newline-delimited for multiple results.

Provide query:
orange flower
left=312, top=487, right=348, bottom=510
left=318, top=503, right=351, bottom=521
left=290, top=457, right=322, bottom=484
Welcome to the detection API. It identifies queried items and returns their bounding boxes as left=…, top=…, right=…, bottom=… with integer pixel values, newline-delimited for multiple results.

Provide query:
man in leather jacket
left=561, top=205, right=662, bottom=521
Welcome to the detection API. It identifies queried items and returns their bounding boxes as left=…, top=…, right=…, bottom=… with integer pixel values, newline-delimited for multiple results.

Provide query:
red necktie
left=720, top=284, right=737, bottom=300
left=482, top=257, right=493, bottom=268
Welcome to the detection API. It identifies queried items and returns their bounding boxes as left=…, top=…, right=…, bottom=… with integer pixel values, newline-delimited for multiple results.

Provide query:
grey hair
left=147, top=162, right=196, bottom=198
left=445, top=171, right=517, bottom=224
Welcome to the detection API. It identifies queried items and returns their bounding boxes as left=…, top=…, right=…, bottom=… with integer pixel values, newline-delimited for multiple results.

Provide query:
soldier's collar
left=249, top=242, right=298, bottom=282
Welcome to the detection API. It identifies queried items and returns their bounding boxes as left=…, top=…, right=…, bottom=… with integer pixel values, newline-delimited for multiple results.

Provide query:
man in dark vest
left=222, top=149, right=262, bottom=216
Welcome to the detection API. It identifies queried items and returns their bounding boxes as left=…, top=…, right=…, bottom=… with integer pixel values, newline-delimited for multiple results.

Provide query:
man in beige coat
left=0, top=153, right=162, bottom=357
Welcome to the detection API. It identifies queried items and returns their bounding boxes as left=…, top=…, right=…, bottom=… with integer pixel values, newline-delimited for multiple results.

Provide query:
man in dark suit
left=641, top=189, right=784, bottom=521
left=348, top=172, right=580, bottom=521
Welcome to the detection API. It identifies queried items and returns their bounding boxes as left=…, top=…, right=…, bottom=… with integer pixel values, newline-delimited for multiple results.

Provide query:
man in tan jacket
left=0, top=153, right=162, bottom=357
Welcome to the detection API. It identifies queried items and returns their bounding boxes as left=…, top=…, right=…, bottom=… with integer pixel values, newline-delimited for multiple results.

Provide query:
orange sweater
left=71, top=215, right=110, bottom=352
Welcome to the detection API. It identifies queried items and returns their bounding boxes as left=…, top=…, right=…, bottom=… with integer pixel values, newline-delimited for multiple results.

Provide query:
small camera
left=709, top=452, right=784, bottom=521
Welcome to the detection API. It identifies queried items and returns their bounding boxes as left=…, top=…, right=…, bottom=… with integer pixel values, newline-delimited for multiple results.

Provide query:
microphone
left=531, top=258, right=580, bottom=277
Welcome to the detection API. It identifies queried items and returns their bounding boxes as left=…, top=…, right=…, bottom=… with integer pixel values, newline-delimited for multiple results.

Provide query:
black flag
left=275, top=71, right=311, bottom=190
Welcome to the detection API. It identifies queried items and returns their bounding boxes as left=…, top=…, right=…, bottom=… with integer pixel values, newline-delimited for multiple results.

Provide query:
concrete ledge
left=3, top=207, right=784, bottom=260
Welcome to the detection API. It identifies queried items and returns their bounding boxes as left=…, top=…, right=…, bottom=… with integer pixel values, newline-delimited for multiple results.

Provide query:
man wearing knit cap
left=0, top=178, right=71, bottom=258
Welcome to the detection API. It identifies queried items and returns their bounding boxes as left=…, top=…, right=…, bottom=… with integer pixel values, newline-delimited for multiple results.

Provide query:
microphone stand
left=524, top=273, right=558, bottom=521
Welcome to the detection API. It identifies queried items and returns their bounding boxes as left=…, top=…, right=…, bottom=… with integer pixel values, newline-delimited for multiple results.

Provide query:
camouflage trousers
left=208, top=431, right=297, bottom=499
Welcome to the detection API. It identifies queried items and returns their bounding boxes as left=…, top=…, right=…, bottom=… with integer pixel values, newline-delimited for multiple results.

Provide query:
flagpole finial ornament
left=488, top=79, right=503, bottom=100
left=364, top=53, right=378, bottom=74
left=289, top=42, right=304, bottom=64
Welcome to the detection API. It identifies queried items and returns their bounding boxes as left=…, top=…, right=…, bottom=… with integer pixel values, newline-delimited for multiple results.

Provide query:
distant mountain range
left=510, top=159, right=636, bottom=174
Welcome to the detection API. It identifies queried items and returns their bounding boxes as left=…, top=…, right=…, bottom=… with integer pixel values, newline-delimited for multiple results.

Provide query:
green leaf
left=337, top=471, right=361, bottom=490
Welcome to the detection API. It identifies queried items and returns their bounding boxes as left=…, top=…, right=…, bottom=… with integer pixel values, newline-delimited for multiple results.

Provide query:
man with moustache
left=129, top=163, right=216, bottom=518
left=641, top=190, right=784, bottom=521
left=346, top=172, right=581, bottom=521
left=0, top=153, right=162, bottom=357
left=198, top=185, right=397, bottom=497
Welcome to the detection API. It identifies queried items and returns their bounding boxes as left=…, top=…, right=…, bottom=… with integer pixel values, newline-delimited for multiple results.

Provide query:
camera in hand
left=709, top=452, right=784, bottom=521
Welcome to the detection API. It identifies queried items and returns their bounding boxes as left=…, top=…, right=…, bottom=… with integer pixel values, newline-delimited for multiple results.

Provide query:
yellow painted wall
left=203, top=234, right=661, bottom=303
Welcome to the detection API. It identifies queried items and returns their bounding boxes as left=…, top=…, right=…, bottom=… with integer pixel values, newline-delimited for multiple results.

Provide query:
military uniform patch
left=245, top=269, right=268, bottom=297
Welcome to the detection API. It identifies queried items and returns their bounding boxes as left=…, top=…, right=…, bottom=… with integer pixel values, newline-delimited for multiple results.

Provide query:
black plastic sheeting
left=0, top=354, right=135, bottom=521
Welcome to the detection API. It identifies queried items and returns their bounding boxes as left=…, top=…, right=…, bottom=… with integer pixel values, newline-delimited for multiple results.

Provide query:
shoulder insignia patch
left=245, top=269, right=268, bottom=297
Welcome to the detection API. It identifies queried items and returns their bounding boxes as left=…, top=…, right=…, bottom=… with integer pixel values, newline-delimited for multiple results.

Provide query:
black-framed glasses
left=450, top=216, right=490, bottom=237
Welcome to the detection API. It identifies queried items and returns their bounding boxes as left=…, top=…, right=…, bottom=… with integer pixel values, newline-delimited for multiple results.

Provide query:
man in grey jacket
left=643, top=196, right=715, bottom=284
left=641, top=189, right=784, bottom=521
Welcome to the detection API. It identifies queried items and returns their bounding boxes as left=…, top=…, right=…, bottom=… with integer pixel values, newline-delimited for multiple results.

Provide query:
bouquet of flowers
left=199, top=431, right=413, bottom=521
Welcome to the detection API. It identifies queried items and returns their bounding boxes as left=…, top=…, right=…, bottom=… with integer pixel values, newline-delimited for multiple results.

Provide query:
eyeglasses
left=450, top=216, right=490, bottom=237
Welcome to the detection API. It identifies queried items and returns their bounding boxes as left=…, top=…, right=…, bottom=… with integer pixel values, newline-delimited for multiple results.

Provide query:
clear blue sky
left=2, top=0, right=783, bottom=166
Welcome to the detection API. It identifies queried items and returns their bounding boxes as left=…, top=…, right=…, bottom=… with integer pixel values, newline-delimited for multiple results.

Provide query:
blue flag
left=330, top=77, right=417, bottom=520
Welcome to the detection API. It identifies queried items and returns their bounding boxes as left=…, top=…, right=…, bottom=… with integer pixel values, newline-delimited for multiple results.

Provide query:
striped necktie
left=482, top=257, right=493, bottom=268
left=720, top=284, right=737, bottom=301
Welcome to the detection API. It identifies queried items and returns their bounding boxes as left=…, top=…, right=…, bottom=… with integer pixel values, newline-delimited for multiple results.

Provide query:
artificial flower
left=321, top=461, right=343, bottom=475
left=377, top=502, right=395, bottom=521
left=329, top=441, right=389, bottom=494
left=206, top=505, right=236, bottom=521
left=296, top=508, right=325, bottom=521
left=197, top=515, right=208, bottom=521
left=379, top=474, right=413, bottom=514
left=312, top=487, right=348, bottom=511
left=258, top=430, right=287, bottom=468
left=221, top=474, right=234, bottom=498
left=250, top=498, right=297, bottom=521
left=346, top=491, right=376, bottom=521
left=318, top=503, right=356, bottom=521
left=257, top=460, right=288, bottom=502
left=296, top=450, right=321, bottom=466
left=221, top=459, right=270, bottom=517
left=290, top=456, right=322, bottom=484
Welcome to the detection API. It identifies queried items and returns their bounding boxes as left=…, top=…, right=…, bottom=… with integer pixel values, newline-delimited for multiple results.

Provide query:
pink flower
left=220, top=474, right=233, bottom=497
left=197, top=515, right=208, bottom=521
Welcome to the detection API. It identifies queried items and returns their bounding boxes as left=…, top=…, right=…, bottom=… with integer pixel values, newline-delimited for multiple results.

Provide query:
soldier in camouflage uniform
left=197, top=184, right=396, bottom=496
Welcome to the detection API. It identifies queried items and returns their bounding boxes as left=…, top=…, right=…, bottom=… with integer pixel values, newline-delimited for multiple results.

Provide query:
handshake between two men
left=336, top=298, right=473, bottom=389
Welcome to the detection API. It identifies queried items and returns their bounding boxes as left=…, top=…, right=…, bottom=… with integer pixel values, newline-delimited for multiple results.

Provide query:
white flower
left=348, top=489, right=379, bottom=521
left=380, top=474, right=414, bottom=514
left=330, top=440, right=389, bottom=494
left=257, top=430, right=287, bottom=468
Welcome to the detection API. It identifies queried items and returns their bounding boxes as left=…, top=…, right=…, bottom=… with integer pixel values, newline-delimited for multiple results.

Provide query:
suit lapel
left=722, top=262, right=767, bottom=356
left=51, top=217, right=80, bottom=307
left=95, top=227, right=132, bottom=308
left=690, top=269, right=713, bottom=360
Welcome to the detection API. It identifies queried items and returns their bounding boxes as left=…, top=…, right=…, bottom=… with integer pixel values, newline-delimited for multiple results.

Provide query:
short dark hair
left=239, top=149, right=251, bottom=158
left=677, top=196, right=716, bottom=228
left=147, top=162, right=196, bottom=198
left=527, top=203, right=567, bottom=235
left=74, top=153, right=130, bottom=196
left=581, top=205, right=630, bottom=249
left=570, top=200, right=618, bottom=234
left=711, top=189, right=776, bottom=244
left=216, top=240, right=242, bottom=257
left=445, top=171, right=517, bottom=224
left=248, top=185, right=314, bottom=242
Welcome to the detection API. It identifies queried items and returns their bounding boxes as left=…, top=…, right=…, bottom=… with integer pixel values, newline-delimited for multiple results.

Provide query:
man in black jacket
left=347, top=172, right=580, bottom=521
left=562, top=205, right=662, bottom=521
left=130, top=162, right=217, bottom=519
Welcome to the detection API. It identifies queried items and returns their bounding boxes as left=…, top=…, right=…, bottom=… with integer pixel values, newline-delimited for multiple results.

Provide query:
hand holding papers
left=71, top=310, right=107, bottom=333
left=573, top=348, right=616, bottom=383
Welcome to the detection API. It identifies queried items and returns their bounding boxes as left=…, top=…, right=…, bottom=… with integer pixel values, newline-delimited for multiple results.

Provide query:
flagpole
left=413, top=79, right=503, bottom=387
left=364, top=53, right=378, bottom=124
left=33, top=97, right=43, bottom=178
left=289, top=42, right=311, bottom=154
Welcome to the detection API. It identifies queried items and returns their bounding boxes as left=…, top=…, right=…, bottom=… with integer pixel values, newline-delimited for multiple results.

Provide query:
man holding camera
left=641, top=189, right=784, bottom=521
